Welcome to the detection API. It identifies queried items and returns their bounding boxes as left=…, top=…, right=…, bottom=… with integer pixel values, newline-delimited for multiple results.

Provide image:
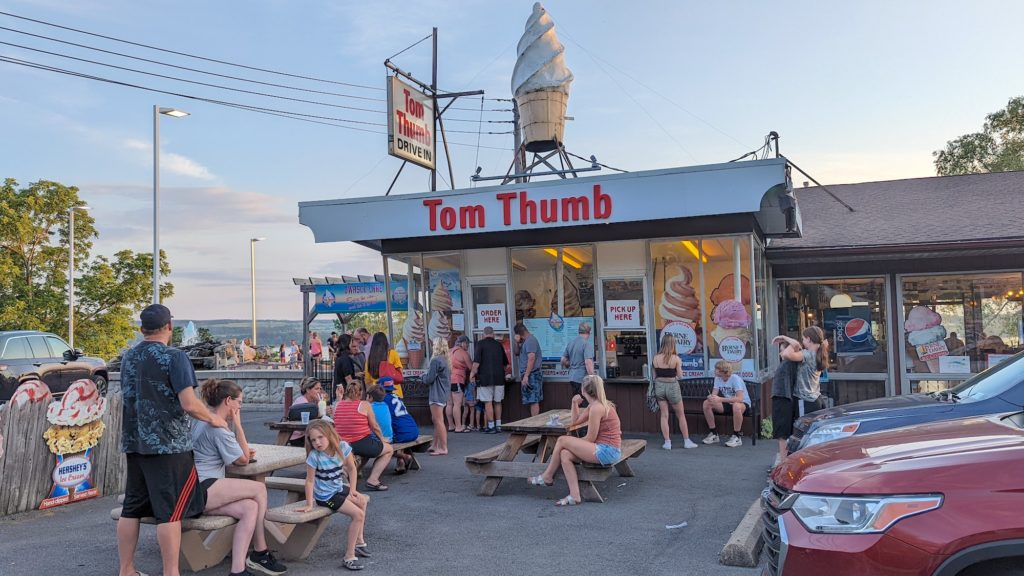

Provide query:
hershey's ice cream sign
left=387, top=76, right=435, bottom=169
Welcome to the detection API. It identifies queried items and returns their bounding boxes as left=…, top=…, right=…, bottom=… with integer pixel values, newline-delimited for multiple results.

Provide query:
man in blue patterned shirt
left=116, top=304, right=227, bottom=576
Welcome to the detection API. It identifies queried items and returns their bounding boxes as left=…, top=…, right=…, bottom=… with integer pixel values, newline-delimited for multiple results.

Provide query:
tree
left=934, top=96, right=1024, bottom=175
left=0, top=178, right=173, bottom=360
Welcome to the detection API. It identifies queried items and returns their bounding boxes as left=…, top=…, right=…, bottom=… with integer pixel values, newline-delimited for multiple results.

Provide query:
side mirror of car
left=63, top=349, right=82, bottom=361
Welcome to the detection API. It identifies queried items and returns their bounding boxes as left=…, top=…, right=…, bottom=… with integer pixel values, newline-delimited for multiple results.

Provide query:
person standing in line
left=772, top=326, right=829, bottom=459
left=448, top=335, right=472, bottom=433
left=423, top=337, right=451, bottom=455
left=354, top=327, right=373, bottom=359
left=117, top=304, right=228, bottom=576
left=327, top=331, right=339, bottom=362
left=652, top=333, right=698, bottom=450
left=289, top=339, right=302, bottom=367
left=470, top=327, right=510, bottom=433
left=365, top=332, right=404, bottom=397
left=561, top=322, right=596, bottom=408
left=514, top=323, right=544, bottom=417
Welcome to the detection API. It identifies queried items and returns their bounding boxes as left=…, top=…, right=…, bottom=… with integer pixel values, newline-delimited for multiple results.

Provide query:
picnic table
left=267, top=420, right=307, bottom=446
left=227, top=443, right=306, bottom=483
left=465, top=409, right=646, bottom=503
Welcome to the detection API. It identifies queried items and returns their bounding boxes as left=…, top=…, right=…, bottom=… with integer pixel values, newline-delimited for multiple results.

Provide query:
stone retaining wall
left=110, top=370, right=303, bottom=404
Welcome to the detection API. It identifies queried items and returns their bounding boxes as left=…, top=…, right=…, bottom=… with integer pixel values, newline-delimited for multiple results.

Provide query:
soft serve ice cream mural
left=656, top=263, right=703, bottom=374
left=40, top=378, right=108, bottom=508
left=905, top=305, right=949, bottom=372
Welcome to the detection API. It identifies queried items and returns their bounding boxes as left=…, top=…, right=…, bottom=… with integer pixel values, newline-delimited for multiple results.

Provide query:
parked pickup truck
left=764, top=411, right=1024, bottom=575
left=0, top=330, right=108, bottom=403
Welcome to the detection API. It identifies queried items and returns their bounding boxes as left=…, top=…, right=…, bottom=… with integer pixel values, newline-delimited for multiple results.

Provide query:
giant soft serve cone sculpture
left=512, top=3, right=574, bottom=152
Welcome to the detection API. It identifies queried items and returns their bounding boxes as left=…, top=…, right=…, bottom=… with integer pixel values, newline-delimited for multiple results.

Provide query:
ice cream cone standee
left=40, top=379, right=108, bottom=509
left=512, top=3, right=574, bottom=153
left=403, top=262, right=425, bottom=369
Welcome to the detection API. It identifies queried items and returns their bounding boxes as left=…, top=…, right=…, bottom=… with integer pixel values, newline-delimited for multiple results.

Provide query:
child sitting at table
left=297, top=420, right=373, bottom=571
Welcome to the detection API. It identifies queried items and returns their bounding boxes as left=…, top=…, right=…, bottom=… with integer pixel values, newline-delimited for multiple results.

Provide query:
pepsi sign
left=831, top=309, right=875, bottom=356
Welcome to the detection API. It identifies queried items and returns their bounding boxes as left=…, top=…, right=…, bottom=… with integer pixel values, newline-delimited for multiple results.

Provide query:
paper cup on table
left=300, top=411, right=310, bottom=425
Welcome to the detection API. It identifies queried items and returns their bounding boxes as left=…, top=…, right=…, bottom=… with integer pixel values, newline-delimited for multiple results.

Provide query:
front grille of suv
left=761, top=481, right=792, bottom=575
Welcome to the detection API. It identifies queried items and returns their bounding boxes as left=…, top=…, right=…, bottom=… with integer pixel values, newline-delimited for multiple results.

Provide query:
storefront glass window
left=781, top=278, right=889, bottom=404
left=511, top=245, right=595, bottom=378
left=422, top=252, right=464, bottom=349
left=650, top=235, right=755, bottom=378
left=601, top=278, right=646, bottom=379
left=385, top=255, right=422, bottom=369
left=901, top=272, right=1023, bottom=386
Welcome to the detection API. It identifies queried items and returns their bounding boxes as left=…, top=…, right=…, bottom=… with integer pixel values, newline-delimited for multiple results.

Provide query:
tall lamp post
left=250, top=237, right=266, bottom=346
left=68, top=204, right=91, bottom=348
left=153, top=105, right=190, bottom=304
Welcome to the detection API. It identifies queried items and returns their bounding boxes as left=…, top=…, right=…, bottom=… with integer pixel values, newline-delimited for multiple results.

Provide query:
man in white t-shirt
left=701, top=361, right=751, bottom=447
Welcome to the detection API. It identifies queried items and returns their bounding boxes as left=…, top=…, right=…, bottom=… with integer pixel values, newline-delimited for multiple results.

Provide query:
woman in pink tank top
left=333, top=380, right=394, bottom=491
left=527, top=375, right=622, bottom=506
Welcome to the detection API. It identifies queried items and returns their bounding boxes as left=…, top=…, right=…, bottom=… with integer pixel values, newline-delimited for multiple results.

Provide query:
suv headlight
left=790, top=494, right=942, bottom=534
left=801, top=422, right=860, bottom=448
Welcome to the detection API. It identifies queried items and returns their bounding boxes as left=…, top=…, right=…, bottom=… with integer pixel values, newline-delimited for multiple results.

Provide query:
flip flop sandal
left=365, top=481, right=389, bottom=491
left=343, top=558, right=365, bottom=571
left=527, top=475, right=553, bottom=487
left=447, top=427, right=456, bottom=432
left=355, top=544, right=372, bottom=558
left=394, top=464, right=408, bottom=475
left=555, top=495, right=579, bottom=506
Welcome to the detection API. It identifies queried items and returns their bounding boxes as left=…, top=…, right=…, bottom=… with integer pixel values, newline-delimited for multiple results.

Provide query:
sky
left=2, top=1, right=1024, bottom=320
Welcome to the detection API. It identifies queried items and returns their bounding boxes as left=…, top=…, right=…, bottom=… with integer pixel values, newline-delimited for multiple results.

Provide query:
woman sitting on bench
left=334, top=380, right=394, bottom=491
left=527, top=375, right=622, bottom=506
left=192, top=378, right=288, bottom=576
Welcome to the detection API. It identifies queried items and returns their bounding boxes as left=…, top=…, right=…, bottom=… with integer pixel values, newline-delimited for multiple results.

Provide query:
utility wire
left=0, top=10, right=384, bottom=90
left=565, top=151, right=628, bottom=173
left=385, top=33, right=432, bottom=62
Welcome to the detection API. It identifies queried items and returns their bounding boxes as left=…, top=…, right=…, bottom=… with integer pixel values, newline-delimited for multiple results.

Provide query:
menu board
left=523, top=316, right=595, bottom=361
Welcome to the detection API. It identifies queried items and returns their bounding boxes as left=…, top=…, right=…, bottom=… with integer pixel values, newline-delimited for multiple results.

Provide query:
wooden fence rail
left=0, top=393, right=125, bottom=516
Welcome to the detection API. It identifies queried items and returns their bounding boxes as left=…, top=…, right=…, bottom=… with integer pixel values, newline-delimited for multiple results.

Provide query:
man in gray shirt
left=514, top=323, right=544, bottom=417
left=561, top=322, right=595, bottom=407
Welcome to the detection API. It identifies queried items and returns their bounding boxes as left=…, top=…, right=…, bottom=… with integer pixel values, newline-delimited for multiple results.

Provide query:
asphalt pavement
left=0, top=405, right=772, bottom=575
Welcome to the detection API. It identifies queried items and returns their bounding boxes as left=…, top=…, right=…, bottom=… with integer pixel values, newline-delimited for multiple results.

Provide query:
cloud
left=120, top=139, right=216, bottom=180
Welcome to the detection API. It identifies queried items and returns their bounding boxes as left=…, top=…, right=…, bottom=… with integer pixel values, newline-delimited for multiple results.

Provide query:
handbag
left=646, top=380, right=659, bottom=413
left=379, top=360, right=404, bottom=384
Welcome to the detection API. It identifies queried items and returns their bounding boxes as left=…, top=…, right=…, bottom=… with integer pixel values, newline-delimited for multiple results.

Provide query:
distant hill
left=172, top=318, right=338, bottom=347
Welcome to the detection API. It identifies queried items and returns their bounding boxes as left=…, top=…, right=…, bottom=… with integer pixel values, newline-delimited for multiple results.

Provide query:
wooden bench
left=679, top=378, right=762, bottom=446
left=110, top=506, right=238, bottom=572
left=465, top=438, right=646, bottom=503
left=465, top=434, right=541, bottom=464
left=353, top=434, right=433, bottom=472
left=262, top=501, right=333, bottom=561
left=265, top=476, right=307, bottom=503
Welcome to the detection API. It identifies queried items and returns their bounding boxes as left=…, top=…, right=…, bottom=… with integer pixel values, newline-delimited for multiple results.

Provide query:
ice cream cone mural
left=905, top=306, right=948, bottom=372
left=428, top=312, right=451, bottom=343
left=551, top=274, right=582, bottom=317
left=402, top=263, right=425, bottom=368
left=711, top=299, right=752, bottom=360
left=431, top=281, right=453, bottom=312
left=429, top=280, right=454, bottom=344
left=658, top=265, right=700, bottom=325
left=512, top=3, right=574, bottom=152
left=40, top=379, right=107, bottom=508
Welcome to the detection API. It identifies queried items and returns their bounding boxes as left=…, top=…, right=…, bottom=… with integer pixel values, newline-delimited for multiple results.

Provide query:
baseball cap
left=378, top=376, right=395, bottom=392
left=140, top=304, right=173, bottom=330
left=455, top=335, right=470, bottom=345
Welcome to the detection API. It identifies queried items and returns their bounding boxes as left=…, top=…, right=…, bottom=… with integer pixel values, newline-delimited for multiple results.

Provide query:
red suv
left=762, top=412, right=1024, bottom=575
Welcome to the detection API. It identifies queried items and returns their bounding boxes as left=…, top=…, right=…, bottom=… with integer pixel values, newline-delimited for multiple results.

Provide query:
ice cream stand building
left=298, top=158, right=799, bottom=432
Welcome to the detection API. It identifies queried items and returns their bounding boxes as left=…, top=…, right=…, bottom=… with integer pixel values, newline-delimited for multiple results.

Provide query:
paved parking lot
left=0, top=406, right=771, bottom=575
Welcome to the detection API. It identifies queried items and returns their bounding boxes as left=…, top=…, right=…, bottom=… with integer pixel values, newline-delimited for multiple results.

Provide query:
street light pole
left=153, top=105, right=190, bottom=304
left=68, top=205, right=90, bottom=348
left=250, top=237, right=266, bottom=346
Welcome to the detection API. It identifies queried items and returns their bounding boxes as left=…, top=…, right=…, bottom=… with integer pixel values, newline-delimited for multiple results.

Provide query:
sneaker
left=725, top=435, right=743, bottom=448
left=485, top=427, right=498, bottom=434
left=247, top=550, right=287, bottom=576
left=661, top=440, right=672, bottom=450
left=682, top=438, right=699, bottom=449
left=702, top=432, right=720, bottom=445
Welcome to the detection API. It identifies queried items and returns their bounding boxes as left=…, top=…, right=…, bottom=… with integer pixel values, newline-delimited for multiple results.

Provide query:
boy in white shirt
left=701, top=361, right=750, bottom=447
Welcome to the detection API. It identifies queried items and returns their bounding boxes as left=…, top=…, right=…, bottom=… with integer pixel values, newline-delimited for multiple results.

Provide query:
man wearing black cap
left=470, top=326, right=510, bottom=433
left=117, top=304, right=228, bottom=576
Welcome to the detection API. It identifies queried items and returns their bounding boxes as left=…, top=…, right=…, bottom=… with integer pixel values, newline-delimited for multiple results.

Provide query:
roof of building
left=770, top=170, right=1024, bottom=251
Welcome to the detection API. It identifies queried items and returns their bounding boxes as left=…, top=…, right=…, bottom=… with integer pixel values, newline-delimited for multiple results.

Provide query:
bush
left=760, top=418, right=774, bottom=440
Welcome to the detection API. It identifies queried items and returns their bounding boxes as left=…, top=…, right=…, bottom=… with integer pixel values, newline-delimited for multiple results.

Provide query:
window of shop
left=511, top=245, right=596, bottom=378
left=900, top=272, right=1023, bottom=393
left=601, top=278, right=646, bottom=379
left=781, top=277, right=889, bottom=404
left=384, top=254, right=421, bottom=367
left=650, top=236, right=759, bottom=378
left=422, top=252, right=464, bottom=348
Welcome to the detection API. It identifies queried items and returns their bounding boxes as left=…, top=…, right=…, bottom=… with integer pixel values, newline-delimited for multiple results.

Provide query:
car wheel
left=92, top=374, right=108, bottom=396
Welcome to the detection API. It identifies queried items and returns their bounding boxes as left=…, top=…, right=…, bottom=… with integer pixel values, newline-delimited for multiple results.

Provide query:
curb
left=720, top=498, right=764, bottom=567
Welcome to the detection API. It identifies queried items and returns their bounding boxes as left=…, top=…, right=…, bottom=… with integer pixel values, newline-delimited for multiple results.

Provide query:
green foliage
left=761, top=417, right=774, bottom=440
left=0, top=178, right=173, bottom=360
left=934, top=96, right=1024, bottom=175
